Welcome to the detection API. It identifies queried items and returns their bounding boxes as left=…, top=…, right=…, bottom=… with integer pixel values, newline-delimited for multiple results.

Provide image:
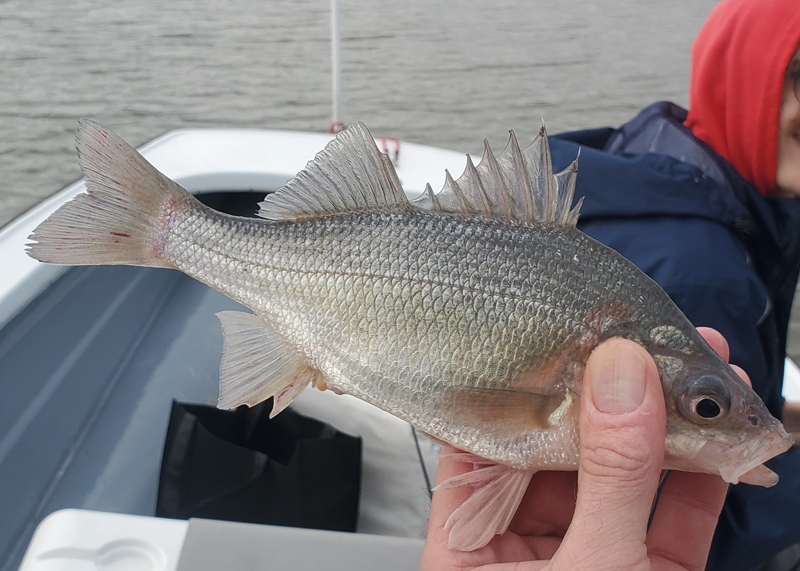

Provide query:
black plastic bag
left=157, top=400, right=362, bottom=532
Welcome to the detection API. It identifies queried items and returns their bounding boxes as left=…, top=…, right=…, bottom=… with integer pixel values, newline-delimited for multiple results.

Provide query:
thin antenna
left=330, top=0, right=345, bottom=133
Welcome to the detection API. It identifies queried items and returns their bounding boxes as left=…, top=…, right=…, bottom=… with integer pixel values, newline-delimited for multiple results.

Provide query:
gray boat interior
left=0, top=191, right=437, bottom=570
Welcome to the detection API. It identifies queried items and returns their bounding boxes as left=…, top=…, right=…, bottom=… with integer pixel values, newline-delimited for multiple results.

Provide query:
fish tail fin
left=26, top=119, right=191, bottom=268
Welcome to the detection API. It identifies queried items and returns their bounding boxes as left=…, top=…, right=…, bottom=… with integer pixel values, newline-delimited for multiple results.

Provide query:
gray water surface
left=1, top=0, right=716, bottom=226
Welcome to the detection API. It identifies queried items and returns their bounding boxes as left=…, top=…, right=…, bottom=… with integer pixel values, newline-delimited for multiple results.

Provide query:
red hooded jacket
left=685, top=0, right=800, bottom=196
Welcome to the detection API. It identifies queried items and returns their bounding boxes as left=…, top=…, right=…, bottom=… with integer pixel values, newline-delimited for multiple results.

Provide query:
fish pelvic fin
left=257, top=122, right=412, bottom=221
left=434, top=452, right=534, bottom=551
left=216, top=311, right=323, bottom=416
left=412, top=123, right=582, bottom=226
left=27, top=119, right=190, bottom=268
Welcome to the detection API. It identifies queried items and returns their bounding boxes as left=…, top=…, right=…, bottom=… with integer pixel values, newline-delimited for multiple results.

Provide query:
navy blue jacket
left=550, top=102, right=800, bottom=571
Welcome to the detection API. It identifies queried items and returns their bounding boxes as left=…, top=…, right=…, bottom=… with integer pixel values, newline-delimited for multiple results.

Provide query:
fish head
left=646, top=331, right=792, bottom=487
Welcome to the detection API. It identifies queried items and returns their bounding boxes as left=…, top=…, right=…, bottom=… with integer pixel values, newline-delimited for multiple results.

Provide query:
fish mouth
left=716, top=427, right=793, bottom=487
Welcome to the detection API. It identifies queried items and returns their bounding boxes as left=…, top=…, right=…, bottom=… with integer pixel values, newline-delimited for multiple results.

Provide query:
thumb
left=551, top=338, right=666, bottom=571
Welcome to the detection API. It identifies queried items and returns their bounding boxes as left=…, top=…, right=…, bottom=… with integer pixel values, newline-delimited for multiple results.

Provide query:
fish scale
left=26, top=119, right=793, bottom=551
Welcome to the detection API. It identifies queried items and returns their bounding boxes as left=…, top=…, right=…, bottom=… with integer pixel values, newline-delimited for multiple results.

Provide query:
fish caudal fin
left=217, top=311, right=324, bottom=415
left=434, top=452, right=534, bottom=551
left=26, top=119, right=190, bottom=268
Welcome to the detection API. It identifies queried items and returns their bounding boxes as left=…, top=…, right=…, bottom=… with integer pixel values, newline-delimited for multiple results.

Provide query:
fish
left=26, top=119, right=793, bottom=551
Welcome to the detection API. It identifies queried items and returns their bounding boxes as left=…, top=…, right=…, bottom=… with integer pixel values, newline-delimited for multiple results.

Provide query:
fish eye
left=694, top=396, right=722, bottom=419
left=678, top=375, right=731, bottom=424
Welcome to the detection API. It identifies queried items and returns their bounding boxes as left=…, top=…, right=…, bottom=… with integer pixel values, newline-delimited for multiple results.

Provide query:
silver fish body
left=26, top=120, right=793, bottom=550
left=168, top=204, right=682, bottom=470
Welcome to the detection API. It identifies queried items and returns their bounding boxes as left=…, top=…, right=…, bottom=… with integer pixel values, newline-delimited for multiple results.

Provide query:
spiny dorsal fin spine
left=568, top=196, right=584, bottom=226
left=482, top=140, right=514, bottom=217
left=444, top=169, right=470, bottom=213
left=410, top=123, right=582, bottom=227
left=555, top=155, right=579, bottom=225
left=466, top=154, right=505, bottom=218
left=470, top=163, right=493, bottom=215
left=507, top=132, right=533, bottom=221
left=542, top=126, right=557, bottom=222
left=529, top=125, right=551, bottom=222
left=420, top=183, right=441, bottom=212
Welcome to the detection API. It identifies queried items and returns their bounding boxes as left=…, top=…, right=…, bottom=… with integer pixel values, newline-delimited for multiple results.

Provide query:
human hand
left=420, top=328, right=742, bottom=571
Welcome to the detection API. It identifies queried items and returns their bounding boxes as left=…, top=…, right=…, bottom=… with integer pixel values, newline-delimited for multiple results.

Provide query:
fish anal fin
left=270, top=379, right=308, bottom=418
left=216, top=311, right=321, bottom=415
left=257, top=122, right=411, bottom=221
left=270, top=370, right=324, bottom=418
left=433, top=458, right=534, bottom=551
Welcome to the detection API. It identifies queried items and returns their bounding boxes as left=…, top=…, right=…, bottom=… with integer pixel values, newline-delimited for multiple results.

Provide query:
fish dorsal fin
left=257, top=122, right=411, bottom=221
left=411, top=124, right=582, bottom=226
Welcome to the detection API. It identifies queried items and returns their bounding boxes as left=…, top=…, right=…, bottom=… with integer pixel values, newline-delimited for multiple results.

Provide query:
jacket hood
left=684, top=0, right=800, bottom=196
left=551, top=103, right=752, bottom=228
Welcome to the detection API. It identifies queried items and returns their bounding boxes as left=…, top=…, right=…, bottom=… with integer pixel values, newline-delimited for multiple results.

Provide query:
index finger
left=646, top=471, right=728, bottom=571
left=696, top=326, right=751, bottom=387
left=696, top=327, right=729, bottom=361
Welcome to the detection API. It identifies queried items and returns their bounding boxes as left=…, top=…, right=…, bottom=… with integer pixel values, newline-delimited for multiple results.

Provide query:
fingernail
left=591, top=342, right=646, bottom=414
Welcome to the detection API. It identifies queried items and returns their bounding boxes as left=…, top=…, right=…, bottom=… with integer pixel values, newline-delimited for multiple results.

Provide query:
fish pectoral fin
left=448, top=387, right=565, bottom=430
left=216, top=311, right=322, bottom=415
left=433, top=455, right=534, bottom=551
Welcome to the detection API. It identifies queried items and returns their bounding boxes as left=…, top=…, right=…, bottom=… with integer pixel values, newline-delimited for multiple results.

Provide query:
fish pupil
left=695, top=397, right=721, bottom=419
